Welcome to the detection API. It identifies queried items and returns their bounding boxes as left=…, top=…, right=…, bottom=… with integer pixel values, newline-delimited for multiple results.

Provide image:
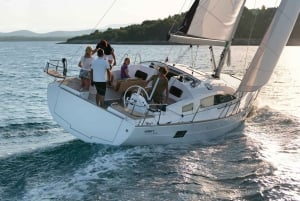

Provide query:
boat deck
left=110, top=103, right=154, bottom=120
left=59, top=77, right=154, bottom=119
left=60, top=77, right=81, bottom=91
left=60, top=77, right=123, bottom=104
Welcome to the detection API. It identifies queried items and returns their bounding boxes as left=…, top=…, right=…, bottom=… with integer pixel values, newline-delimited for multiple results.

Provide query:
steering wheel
left=123, top=85, right=150, bottom=107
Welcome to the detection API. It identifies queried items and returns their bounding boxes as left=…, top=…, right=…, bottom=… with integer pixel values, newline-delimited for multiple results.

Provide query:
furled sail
left=168, top=0, right=246, bottom=46
left=237, top=0, right=300, bottom=92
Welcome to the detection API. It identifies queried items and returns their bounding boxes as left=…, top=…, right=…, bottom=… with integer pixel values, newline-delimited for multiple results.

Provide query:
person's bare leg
left=108, top=60, right=113, bottom=84
left=99, top=95, right=105, bottom=108
left=96, top=93, right=100, bottom=106
left=83, top=78, right=90, bottom=90
left=110, top=73, right=114, bottom=83
left=81, top=78, right=84, bottom=89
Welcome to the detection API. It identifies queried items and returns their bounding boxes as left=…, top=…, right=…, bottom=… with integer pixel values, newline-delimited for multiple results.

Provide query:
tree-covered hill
left=66, top=6, right=300, bottom=45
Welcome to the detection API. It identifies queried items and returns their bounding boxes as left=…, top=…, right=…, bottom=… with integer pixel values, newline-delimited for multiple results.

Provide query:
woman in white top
left=78, top=46, right=94, bottom=91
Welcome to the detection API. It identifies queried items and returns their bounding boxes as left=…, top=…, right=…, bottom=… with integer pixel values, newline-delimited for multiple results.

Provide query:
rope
left=69, top=0, right=118, bottom=65
left=168, top=0, right=190, bottom=34
left=174, top=45, right=192, bottom=63
left=92, top=0, right=118, bottom=31
left=166, top=0, right=191, bottom=62
left=191, top=45, right=199, bottom=68
left=242, top=0, right=257, bottom=70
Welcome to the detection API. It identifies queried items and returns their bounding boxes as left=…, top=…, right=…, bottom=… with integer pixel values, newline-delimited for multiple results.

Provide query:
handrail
left=118, top=53, right=142, bottom=65
left=118, top=53, right=128, bottom=66
left=134, top=53, right=142, bottom=64
left=44, top=58, right=67, bottom=79
left=120, top=88, right=252, bottom=126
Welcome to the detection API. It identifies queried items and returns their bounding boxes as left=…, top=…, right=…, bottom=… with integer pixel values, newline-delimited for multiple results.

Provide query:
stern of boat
left=47, top=79, right=136, bottom=145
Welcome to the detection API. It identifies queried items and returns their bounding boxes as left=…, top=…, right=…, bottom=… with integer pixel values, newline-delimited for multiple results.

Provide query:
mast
left=213, top=0, right=246, bottom=78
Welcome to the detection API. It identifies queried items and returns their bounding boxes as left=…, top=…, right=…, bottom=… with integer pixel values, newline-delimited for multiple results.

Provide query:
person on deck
left=93, top=40, right=116, bottom=85
left=78, top=46, right=94, bottom=91
left=145, top=66, right=169, bottom=104
left=120, top=57, right=131, bottom=79
left=90, top=49, right=110, bottom=108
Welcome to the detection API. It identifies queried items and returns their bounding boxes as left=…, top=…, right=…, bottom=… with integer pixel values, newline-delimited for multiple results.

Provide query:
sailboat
left=45, top=0, right=300, bottom=146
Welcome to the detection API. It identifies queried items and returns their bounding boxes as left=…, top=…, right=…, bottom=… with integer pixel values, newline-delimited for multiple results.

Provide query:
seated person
left=120, top=57, right=131, bottom=79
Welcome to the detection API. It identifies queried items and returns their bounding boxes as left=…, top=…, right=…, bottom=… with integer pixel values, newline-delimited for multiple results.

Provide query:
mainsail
left=168, top=0, right=246, bottom=46
left=237, top=0, right=300, bottom=92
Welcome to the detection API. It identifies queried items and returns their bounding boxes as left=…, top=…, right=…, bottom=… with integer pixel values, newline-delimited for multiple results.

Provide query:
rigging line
left=175, top=45, right=192, bottom=63
left=192, top=45, right=200, bottom=69
left=168, top=0, right=189, bottom=33
left=166, top=0, right=190, bottom=60
left=188, top=45, right=199, bottom=69
left=69, top=0, right=118, bottom=64
left=243, top=0, right=258, bottom=69
left=190, top=45, right=194, bottom=68
left=93, top=0, right=118, bottom=31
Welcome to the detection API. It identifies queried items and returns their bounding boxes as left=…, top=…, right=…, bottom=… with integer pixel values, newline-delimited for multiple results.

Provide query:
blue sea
left=0, top=41, right=299, bottom=201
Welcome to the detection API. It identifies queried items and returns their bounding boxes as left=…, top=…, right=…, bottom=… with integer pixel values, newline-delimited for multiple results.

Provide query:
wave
left=1, top=135, right=297, bottom=201
left=0, top=140, right=96, bottom=200
left=246, top=106, right=300, bottom=149
left=0, top=121, right=60, bottom=138
left=247, top=105, right=300, bottom=129
left=0, top=121, right=75, bottom=160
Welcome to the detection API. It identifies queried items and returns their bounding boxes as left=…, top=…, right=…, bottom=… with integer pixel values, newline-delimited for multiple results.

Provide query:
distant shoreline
left=0, top=37, right=68, bottom=42
left=58, top=39, right=261, bottom=45
left=1, top=37, right=300, bottom=46
left=59, top=38, right=300, bottom=46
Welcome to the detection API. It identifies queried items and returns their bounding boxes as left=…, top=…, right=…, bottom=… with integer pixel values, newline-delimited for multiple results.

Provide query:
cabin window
left=200, top=94, right=236, bottom=108
left=169, top=86, right=182, bottom=98
left=200, top=96, right=214, bottom=108
left=182, top=103, right=193, bottom=113
left=173, top=130, right=187, bottom=138
left=214, top=94, right=236, bottom=104
left=135, top=70, right=148, bottom=80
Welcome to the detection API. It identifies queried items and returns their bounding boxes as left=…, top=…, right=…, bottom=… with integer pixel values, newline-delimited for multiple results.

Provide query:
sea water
left=0, top=41, right=299, bottom=201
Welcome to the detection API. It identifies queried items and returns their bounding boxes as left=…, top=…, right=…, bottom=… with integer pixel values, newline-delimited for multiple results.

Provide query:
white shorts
left=104, top=54, right=114, bottom=64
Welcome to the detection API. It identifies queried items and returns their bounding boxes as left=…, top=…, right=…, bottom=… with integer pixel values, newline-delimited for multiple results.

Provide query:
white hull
left=47, top=76, right=250, bottom=146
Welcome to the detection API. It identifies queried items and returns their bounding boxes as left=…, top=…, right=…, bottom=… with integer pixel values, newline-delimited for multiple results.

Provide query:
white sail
left=169, top=0, right=245, bottom=45
left=237, top=0, right=300, bottom=92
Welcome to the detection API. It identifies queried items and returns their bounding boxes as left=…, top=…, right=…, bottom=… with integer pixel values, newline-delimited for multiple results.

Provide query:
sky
left=0, top=0, right=280, bottom=33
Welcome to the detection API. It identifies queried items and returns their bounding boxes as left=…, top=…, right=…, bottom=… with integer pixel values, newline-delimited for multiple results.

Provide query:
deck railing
left=44, top=58, right=68, bottom=79
left=136, top=91, right=259, bottom=126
